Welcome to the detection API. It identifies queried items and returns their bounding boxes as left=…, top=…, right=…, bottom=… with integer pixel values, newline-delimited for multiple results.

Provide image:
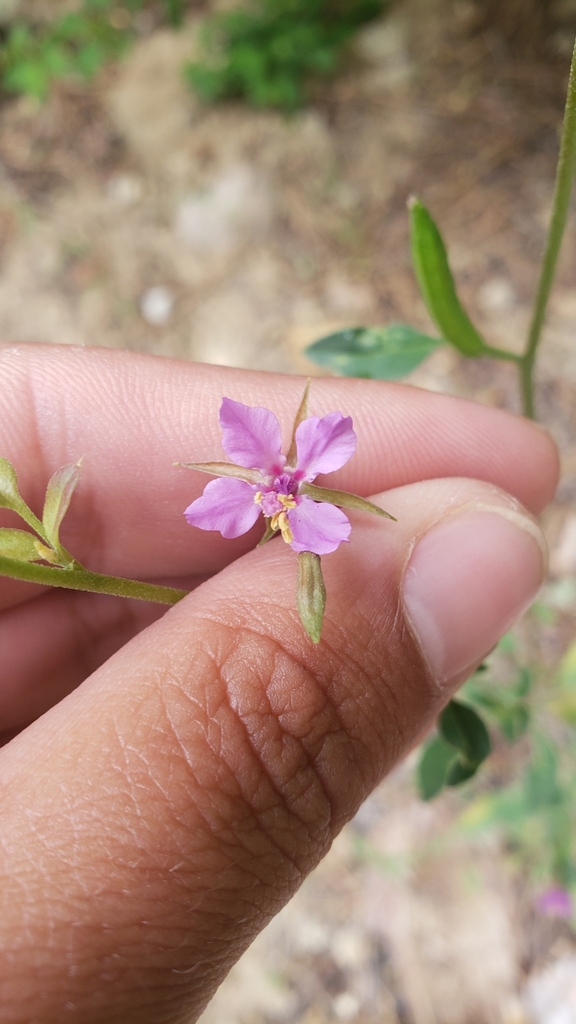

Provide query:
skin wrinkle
left=162, top=641, right=318, bottom=880
left=152, top=671, right=308, bottom=896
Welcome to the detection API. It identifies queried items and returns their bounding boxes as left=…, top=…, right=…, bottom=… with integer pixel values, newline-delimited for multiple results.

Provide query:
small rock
left=333, top=992, right=360, bottom=1020
left=107, top=174, right=143, bottom=206
left=140, top=286, right=174, bottom=326
left=523, top=955, right=576, bottom=1024
left=175, top=165, right=272, bottom=257
left=477, top=277, right=517, bottom=314
left=324, top=271, right=375, bottom=315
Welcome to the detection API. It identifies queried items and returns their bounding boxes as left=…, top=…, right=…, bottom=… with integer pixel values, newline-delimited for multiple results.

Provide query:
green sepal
left=300, top=483, right=397, bottom=521
left=177, top=461, right=262, bottom=484
left=0, top=527, right=44, bottom=562
left=296, top=551, right=326, bottom=644
left=257, top=520, right=279, bottom=547
left=286, top=378, right=310, bottom=467
left=409, top=197, right=486, bottom=357
left=42, top=460, right=82, bottom=554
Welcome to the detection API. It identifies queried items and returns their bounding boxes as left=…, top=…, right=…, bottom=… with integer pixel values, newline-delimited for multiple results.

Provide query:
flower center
left=254, top=490, right=297, bottom=544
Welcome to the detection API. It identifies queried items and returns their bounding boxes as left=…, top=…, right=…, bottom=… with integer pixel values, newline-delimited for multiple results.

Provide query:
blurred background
left=1, top=0, right=576, bottom=1020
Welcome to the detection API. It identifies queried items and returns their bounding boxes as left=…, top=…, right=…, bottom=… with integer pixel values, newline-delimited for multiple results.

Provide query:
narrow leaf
left=177, top=461, right=262, bottom=484
left=418, top=736, right=459, bottom=801
left=0, top=457, right=20, bottom=509
left=409, top=197, right=486, bottom=357
left=300, top=483, right=397, bottom=520
left=439, top=700, right=491, bottom=765
left=43, top=460, right=82, bottom=551
left=286, top=378, right=310, bottom=466
left=0, top=528, right=43, bottom=562
left=305, top=324, right=442, bottom=380
left=0, top=456, right=46, bottom=537
left=296, top=551, right=326, bottom=644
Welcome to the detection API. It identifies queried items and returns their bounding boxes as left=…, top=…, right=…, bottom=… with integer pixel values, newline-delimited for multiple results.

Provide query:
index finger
left=0, top=343, right=558, bottom=584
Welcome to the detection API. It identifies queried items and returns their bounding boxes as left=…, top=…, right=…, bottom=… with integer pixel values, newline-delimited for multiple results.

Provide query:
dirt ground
left=1, top=0, right=576, bottom=1021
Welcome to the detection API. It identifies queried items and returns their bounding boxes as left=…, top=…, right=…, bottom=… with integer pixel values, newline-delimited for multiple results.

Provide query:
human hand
left=0, top=344, right=558, bottom=1023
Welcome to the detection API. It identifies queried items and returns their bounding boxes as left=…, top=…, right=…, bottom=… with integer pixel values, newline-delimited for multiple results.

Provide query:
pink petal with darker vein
left=219, top=398, right=286, bottom=474
left=287, top=497, right=351, bottom=555
left=295, top=413, right=356, bottom=481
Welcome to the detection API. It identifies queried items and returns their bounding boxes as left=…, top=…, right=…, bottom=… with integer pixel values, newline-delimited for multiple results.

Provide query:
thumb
left=0, top=478, right=546, bottom=1024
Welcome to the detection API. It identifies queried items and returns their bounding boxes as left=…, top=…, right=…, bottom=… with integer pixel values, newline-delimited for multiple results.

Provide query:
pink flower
left=184, top=397, right=357, bottom=556
left=535, top=886, right=573, bottom=918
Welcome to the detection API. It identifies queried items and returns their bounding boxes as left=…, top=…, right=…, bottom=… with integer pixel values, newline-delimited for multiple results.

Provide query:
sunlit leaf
left=305, top=324, right=442, bottom=380
left=409, top=197, right=486, bottom=357
left=296, top=551, right=326, bottom=644
left=42, top=460, right=82, bottom=551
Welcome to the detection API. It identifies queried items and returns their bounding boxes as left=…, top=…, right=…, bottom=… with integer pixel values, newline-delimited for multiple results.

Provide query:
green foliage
left=185, top=0, right=387, bottom=111
left=408, top=197, right=487, bottom=357
left=418, top=699, right=491, bottom=801
left=0, top=455, right=81, bottom=567
left=463, top=666, right=532, bottom=743
left=0, top=0, right=184, bottom=101
left=0, top=1, right=133, bottom=100
left=306, top=324, right=442, bottom=380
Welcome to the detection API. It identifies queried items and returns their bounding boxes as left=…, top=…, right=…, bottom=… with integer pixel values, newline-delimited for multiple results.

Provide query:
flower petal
left=219, top=398, right=286, bottom=474
left=184, top=477, right=261, bottom=539
left=295, top=413, right=356, bottom=480
left=287, top=497, right=351, bottom=555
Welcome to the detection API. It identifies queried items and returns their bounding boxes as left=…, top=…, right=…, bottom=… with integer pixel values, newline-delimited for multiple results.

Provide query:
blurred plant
left=452, top=636, right=576, bottom=905
left=0, top=0, right=186, bottom=101
left=306, top=37, right=576, bottom=800
left=306, top=38, right=576, bottom=421
left=185, top=0, right=387, bottom=111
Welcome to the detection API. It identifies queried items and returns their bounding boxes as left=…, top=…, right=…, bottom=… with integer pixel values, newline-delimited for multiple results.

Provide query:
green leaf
left=0, top=457, right=23, bottom=511
left=409, top=197, right=486, bottom=357
left=300, top=483, right=397, bottom=520
left=42, top=460, right=82, bottom=552
left=0, top=528, right=43, bottom=562
left=439, top=700, right=491, bottom=765
left=418, top=736, right=459, bottom=800
left=497, top=705, right=530, bottom=743
left=305, top=324, right=442, bottom=380
left=296, top=551, right=326, bottom=644
left=445, top=758, right=481, bottom=787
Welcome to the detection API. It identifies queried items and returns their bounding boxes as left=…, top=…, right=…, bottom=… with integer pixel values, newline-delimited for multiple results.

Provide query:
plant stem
left=521, top=35, right=576, bottom=418
left=0, top=555, right=187, bottom=604
left=481, top=344, right=522, bottom=364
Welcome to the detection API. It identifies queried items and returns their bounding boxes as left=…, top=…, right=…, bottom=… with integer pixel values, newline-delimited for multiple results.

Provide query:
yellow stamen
left=254, top=491, right=263, bottom=505
left=270, top=510, right=294, bottom=545
left=278, top=494, right=296, bottom=511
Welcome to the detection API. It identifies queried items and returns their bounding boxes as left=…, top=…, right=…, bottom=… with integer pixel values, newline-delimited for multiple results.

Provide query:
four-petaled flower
left=184, top=395, right=358, bottom=555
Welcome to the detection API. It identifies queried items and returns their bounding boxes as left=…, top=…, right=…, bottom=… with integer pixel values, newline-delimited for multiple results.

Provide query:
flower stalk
left=520, top=34, right=576, bottom=418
